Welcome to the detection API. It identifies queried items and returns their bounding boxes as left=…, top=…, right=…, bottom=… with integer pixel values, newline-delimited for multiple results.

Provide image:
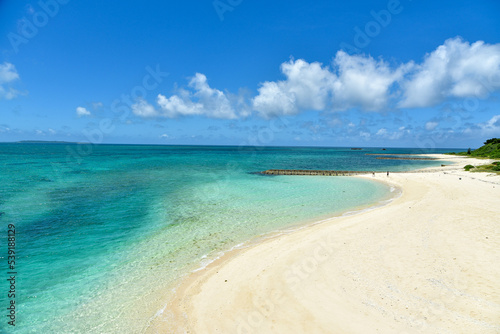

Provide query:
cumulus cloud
left=76, top=106, right=91, bottom=117
left=400, top=37, right=500, bottom=108
left=187, top=73, right=237, bottom=118
left=131, top=99, right=157, bottom=118
left=132, top=73, right=239, bottom=119
left=130, top=37, right=500, bottom=120
left=253, top=59, right=336, bottom=117
left=252, top=54, right=407, bottom=117
left=254, top=37, right=500, bottom=116
left=332, top=51, right=409, bottom=111
left=156, top=92, right=204, bottom=118
left=0, top=63, right=19, bottom=83
left=425, top=121, right=439, bottom=131
left=0, top=62, right=21, bottom=100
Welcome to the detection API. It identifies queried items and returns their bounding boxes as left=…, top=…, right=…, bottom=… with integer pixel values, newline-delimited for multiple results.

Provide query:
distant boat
left=382, top=148, right=387, bottom=150
left=351, top=148, right=362, bottom=150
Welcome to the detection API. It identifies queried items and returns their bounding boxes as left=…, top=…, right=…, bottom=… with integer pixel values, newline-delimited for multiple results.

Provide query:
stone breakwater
left=374, top=157, right=437, bottom=160
left=260, top=170, right=371, bottom=176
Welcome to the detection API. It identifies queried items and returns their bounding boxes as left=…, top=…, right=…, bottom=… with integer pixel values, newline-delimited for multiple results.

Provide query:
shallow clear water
left=0, top=144, right=457, bottom=333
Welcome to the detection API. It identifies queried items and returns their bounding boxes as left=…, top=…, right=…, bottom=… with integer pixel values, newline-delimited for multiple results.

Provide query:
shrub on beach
left=467, top=162, right=500, bottom=173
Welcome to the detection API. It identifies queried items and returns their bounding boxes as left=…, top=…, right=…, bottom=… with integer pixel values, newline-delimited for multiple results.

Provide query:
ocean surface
left=0, top=143, right=458, bottom=333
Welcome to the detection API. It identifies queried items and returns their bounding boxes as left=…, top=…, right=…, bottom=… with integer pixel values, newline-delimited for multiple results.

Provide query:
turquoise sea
left=0, top=144, right=458, bottom=333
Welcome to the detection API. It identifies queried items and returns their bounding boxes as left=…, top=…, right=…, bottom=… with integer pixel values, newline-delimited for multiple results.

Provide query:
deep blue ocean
left=0, top=143, right=458, bottom=333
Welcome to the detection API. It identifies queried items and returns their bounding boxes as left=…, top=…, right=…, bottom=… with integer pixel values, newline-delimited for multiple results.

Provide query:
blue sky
left=1, top=0, right=500, bottom=148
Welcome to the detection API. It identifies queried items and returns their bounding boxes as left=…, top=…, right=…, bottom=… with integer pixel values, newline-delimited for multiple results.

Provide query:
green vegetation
left=447, top=139, right=500, bottom=174
left=470, top=138, right=500, bottom=159
left=447, top=138, right=500, bottom=159
left=484, top=138, right=500, bottom=145
left=464, top=164, right=475, bottom=171
left=444, top=151, right=468, bottom=156
left=470, top=163, right=500, bottom=174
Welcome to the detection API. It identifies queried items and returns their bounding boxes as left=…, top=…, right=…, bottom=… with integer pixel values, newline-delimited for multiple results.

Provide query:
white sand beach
left=149, top=155, right=500, bottom=333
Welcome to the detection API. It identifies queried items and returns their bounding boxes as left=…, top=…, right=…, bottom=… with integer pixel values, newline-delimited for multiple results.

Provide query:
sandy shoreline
left=148, top=155, right=500, bottom=333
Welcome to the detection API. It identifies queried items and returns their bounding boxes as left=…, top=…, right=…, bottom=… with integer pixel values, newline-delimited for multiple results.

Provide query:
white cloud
left=485, top=114, right=500, bottom=128
left=252, top=53, right=407, bottom=117
left=332, top=51, right=408, bottom=111
left=252, top=81, right=298, bottom=117
left=376, top=126, right=410, bottom=140
left=0, top=86, right=20, bottom=100
left=0, top=62, right=21, bottom=100
left=131, top=37, right=500, bottom=121
left=0, top=63, right=19, bottom=84
left=425, top=121, right=438, bottom=131
left=400, top=37, right=500, bottom=108
left=76, top=106, right=91, bottom=117
left=159, top=134, right=169, bottom=138
left=359, top=131, right=371, bottom=139
left=467, top=114, right=500, bottom=137
left=253, top=59, right=336, bottom=118
left=253, top=37, right=500, bottom=116
left=187, top=73, right=237, bottom=119
left=131, top=99, right=158, bottom=118
left=132, top=73, right=239, bottom=119
left=156, top=92, right=204, bottom=117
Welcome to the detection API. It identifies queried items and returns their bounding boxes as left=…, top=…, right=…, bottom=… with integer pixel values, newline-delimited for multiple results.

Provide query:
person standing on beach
left=387, top=171, right=389, bottom=176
